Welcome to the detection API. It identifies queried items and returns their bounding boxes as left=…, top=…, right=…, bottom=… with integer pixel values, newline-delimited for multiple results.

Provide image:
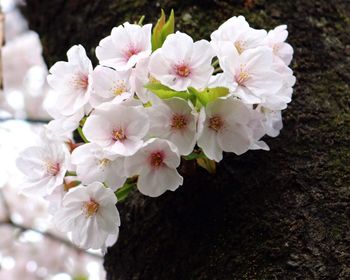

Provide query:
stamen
left=234, top=40, right=245, bottom=54
left=84, top=200, right=99, bottom=217
left=175, top=64, right=191, bottom=78
left=171, top=114, right=187, bottom=130
left=112, top=128, right=126, bottom=141
left=72, top=73, right=89, bottom=91
left=209, top=115, right=224, bottom=132
left=99, top=158, right=111, bottom=167
left=46, top=162, right=60, bottom=176
left=113, top=80, right=127, bottom=96
left=235, top=65, right=250, bottom=86
left=150, top=152, right=164, bottom=168
left=124, top=46, right=140, bottom=61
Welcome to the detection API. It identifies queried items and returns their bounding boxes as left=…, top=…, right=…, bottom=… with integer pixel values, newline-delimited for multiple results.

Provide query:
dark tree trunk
left=23, top=0, right=350, bottom=279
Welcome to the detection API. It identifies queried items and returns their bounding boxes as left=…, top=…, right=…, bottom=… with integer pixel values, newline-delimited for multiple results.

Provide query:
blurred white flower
left=47, top=45, right=93, bottom=116
left=16, top=138, right=70, bottom=197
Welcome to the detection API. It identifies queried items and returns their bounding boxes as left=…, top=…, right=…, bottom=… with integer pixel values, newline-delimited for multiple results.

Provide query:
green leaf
left=73, top=276, right=88, bottom=280
left=65, top=171, right=77, bottom=177
left=77, top=126, right=89, bottom=143
left=160, top=9, right=175, bottom=42
left=151, top=9, right=166, bottom=51
left=182, top=150, right=206, bottom=161
left=189, top=86, right=229, bottom=106
left=145, top=83, right=189, bottom=100
left=115, top=182, right=136, bottom=202
left=196, top=157, right=217, bottom=174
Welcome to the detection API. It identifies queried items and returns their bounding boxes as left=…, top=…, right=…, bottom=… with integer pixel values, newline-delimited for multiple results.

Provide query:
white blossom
left=147, top=97, right=197, bottom=155
left=197, top=98, right=254, bottom=162
left=130, top=57, right=155, bottom=103
left=90, top=65, right=133, bottom=107
left=220, top=45, right=284, bottom=104
left=83, top=102, right=150, bottom=156
left=71, top=143, right=127, bottom=190
left=266, top=25, right=293, bottom=66
left=16, top=139, right=70, bottom=197
left=53, top=182, right=120, bottom=250
left=148, top=31, right=215, bottom=91
left=210, top=15, right=266, bottom=55
left=47, top=45, right=93, bottom=116
left=124, top=138, right=183, bottom=197
left=96, top=22, right=152, bottom=71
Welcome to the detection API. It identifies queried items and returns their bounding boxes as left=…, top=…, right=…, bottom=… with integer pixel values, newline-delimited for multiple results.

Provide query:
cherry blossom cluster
left=16, top=13, right=295, bottom=251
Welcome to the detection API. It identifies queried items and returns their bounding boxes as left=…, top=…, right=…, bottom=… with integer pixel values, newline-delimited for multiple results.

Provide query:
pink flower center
left=112, top=128, right=126, bottom=141
left=46, top=162, right=60, bottom=176
left=124, top=46, right=140, bottom=61
left=235, top=70, right=250, bottom=86
left=149, top=151, right=164, bottom=168
left=171, top=114, right=187, bottom=130
left=209, top=115, right=224, bottom=132
left=84, top=199, right=99, bottom=217
left=73, top=73, right=89, bottom=91
left=175, top=64, right=191, bottom=78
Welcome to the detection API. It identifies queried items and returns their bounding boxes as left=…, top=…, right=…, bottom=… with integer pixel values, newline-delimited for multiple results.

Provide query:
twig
left=0, top=220, right=102, bottom=259
left=0, top=117, right=50, bottom=124
left=0, top=190, right=101, bottom=259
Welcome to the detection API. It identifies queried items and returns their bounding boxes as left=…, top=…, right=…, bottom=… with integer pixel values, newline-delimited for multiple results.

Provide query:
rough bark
left=23, top=0, right=350, bottom=279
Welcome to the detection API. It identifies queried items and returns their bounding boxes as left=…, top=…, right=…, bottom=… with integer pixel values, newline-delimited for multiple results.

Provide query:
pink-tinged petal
left=20, top=176, right=52, bottom=197
left=276, top=43, right=293, bottom=66
left=96, top=36, right=120, bottom=64
left=97, top=205, right=120, bottom=232
left=62, top=186, right=90, bottom=206
left=217, top=124, right=251, bottom=155
left=245, top=71, right=284, bottom=97
left=197, top=125, right=223, bottom=162
left=161, top=31, right=194, bottom=62
left=137, top=166, right=183, bottom=197
left=243, top=47, right=273, bottom=73
left=233, top=86, right=262, bottom=104
left=124, top=149, right=148, bottom=177
left=83, top=115, right=113, bottom=146
left=148, top=50, right=172, bottom=77
left=191, top=40, right=215, bottom=68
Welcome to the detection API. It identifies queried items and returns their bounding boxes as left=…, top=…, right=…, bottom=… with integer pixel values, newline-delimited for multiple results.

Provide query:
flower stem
left=77, top=126, right=89, bottom=143
left=211, top=58, right=220, bottom=68
left=115, top=181, right=136, bottom=202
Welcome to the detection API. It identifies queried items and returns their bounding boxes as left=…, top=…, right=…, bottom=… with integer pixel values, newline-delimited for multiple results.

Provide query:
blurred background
left=0, top=0, right=106, bottom=279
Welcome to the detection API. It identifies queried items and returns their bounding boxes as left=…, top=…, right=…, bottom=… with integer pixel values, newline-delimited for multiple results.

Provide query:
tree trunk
left=23, top=0, right=350, bottom=279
